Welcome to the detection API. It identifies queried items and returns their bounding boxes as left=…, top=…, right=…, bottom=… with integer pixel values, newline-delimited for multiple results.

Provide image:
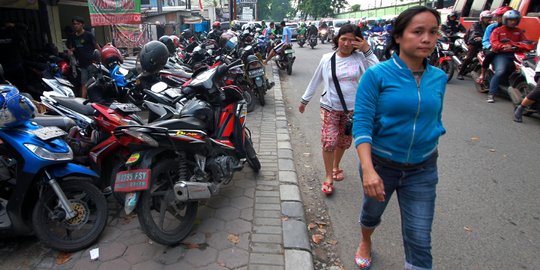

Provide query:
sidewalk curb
left=271, top=64, right=315, bottom=270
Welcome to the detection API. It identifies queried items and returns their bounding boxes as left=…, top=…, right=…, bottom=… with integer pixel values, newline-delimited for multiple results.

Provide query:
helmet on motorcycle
left=169, top=35, right=181, bottom=47
left=447, top=11, right=458, bottom=20
left=101, top=43, right=123, bottom=68
left=181, top=29, right=194, bottom=40
left=219, top=32, right=238, bottom=52
left=139, top=41, right=169, bottom=74
left=502, top=10, right=521, bottom=27
left=212, top=21, right=221, bottom=29
left=158, top=35, right=176, bottom=55
left=0, top=85, right=36, bottom=128
left=493, top=6, right=512, bottom=16
left=479, top=10, right=493, bottom=19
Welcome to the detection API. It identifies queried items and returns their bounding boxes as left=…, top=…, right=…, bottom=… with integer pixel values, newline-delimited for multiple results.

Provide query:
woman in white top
left=299, top=24, right=379, bottom=195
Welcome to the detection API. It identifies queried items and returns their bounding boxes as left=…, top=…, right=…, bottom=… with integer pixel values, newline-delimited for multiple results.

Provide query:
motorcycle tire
left=310, top=44, right=315, bottom=49
left=244, top=132, right=261, bottom=172
left=243, top=88, right=256, bottom=112
left=137, top=159, right=198, bottom=246
left=257, top=86, right=265, bottom=106
left=287, top=62, right=293, bottom=76
left=509, top=81, right=532, bottom=106
left=440, top=61, right=455, bottom=82
left=321, top=39, right=325, bottom=44
left=32, top=180, right=108, bottom=252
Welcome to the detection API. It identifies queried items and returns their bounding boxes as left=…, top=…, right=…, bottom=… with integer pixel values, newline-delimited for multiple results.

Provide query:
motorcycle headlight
left=321, top=29, right=327, bottom=34
left=24, top=143, right=73, bottom=161
left=441, top=43, right=450, bottom=50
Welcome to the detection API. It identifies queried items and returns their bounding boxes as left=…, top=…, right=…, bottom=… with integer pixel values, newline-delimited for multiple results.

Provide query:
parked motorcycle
left=0, top=84, right=108, bottom=252
left=367, top=32, right=388, bottom=61
left=241, top=45, right=268, bottom=106
left=111, top=59, right=260, bottom=245
left=507, top=51, right=537, bottom=110
left=275, top=45, right=295, bottom=75
left=429, top=37, right=455, bottom=82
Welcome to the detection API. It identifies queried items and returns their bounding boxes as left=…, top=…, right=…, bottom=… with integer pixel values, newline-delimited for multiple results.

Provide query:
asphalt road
left=280, top=42, right=540, bottom=270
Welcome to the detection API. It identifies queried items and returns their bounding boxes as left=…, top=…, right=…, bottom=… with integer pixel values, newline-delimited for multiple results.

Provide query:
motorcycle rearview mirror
left=92, top=49, right=102, bottom=63
left=151, top=81, right=168, bottom=93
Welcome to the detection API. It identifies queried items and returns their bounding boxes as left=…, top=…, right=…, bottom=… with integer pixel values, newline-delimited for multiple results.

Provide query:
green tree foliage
left=349, top=4, right=360, bottom=12
left=297, top=0, right=333, bottom=18
left=257, top=0, right=292, bottom=21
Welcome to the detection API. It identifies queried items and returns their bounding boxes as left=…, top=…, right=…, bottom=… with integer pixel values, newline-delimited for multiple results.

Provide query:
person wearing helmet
left=441, top=11, right=466, bottom=36
left=456, top=10, right=492, bottom=80
left=207, top=21, right=223, bottom=45
left=263, top=21, right=291, bottom=65
left=139, top=40, right=169, bottom=74
left=476, top=6, right=513, bottom=84
left=297, top=22, right=307, bottom=41
left=181, top=29, right=194, bottom=43
left=485, top=10, right=534, bottom=103
left=66, top=16, right=101, bottom=98
left=169, top=35, right=181, bottom=48
left=158, top=35, right=176, bottom=56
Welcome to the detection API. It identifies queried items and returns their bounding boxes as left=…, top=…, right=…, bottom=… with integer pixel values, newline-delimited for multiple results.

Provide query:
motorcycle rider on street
left=307, top=22, right=318, bottom=40
left=476, top=6, right=513, bottom=85
left=207, top=21, right=223, bottom=45
left=264, top=21, right=292, bottom=65
left=441, top=11, right=466, bottom=36
left=298, top=22, right=307, bottom=38
left=514, top=38, right=540, bottom=122
left=486, top=10, right=534, bottom=103
left=456, top=10, right=492, bottom=80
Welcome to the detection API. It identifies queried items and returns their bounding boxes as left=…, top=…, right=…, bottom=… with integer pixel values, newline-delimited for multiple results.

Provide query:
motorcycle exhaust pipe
left=174, top=181, right=219, bottom=202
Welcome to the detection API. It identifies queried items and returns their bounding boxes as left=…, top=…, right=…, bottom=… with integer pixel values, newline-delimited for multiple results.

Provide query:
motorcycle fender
left=254, top=77, right=263, bottom=87
left=437, top=56, right=452, bottom=65
left=49, top=163, right=99, bottom=179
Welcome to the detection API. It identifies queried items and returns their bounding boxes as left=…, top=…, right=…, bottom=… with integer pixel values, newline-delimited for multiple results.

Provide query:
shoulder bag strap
left=330, top=52, right=349, bottom=114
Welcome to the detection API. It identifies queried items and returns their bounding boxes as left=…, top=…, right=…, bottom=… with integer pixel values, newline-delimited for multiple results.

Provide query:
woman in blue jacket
left=352, top=6, right=447, bottom=270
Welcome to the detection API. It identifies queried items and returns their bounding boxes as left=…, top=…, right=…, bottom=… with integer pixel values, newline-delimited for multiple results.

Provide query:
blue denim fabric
left=488, top=53, right=515, bottom=95
left=359, top=159, right=439, bottom=270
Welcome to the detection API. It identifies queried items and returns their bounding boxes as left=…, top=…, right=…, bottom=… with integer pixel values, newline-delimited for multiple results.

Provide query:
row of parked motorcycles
left=0, top=28, right=278, bottom=251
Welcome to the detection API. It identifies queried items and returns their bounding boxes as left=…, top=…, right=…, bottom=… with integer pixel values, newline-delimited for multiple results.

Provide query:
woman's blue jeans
left=359, top=159, right=439, bottom=270
left=488, top=53, right=515, bottom=95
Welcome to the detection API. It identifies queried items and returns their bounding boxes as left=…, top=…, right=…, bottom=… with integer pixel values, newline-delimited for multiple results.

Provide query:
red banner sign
left=88, top=0, right=142, bottom=26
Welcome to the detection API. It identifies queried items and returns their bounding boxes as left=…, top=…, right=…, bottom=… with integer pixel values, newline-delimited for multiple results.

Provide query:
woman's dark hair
left=385, top=6, right=441, bottom=58
left=332, top=24, right=363, bottom=50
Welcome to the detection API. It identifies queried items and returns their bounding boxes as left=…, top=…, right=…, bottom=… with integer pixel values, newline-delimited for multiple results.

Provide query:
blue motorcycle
left=0, top=82, right=108, bottom=252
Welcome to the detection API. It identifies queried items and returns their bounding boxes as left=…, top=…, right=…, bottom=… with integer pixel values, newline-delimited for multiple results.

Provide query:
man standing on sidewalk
left=66, top=16, right=100, bottom=98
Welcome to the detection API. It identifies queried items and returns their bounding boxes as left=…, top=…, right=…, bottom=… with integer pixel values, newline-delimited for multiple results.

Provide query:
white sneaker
left=486, top=94, right=495, bottom=103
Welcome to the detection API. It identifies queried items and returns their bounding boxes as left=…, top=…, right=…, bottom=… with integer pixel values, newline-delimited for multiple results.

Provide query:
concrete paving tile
left=98, top=242, right=127, bottom=262
left=255, top=196, right=281, bottom=204
left=253, top=225, right=282, bottom=235
left=184, top=247, right=218, bottom=267
left=221, top=187, right=246, bottom=199
left=243, top=187, right=255, bottom=198
left=217, top=247, right=249, bottom=269
left=255, top=203, right=281, bottom=211
left=153, top=245, right=187, bottom=265
left=123, top=242, right=165, bottom=264
left=206, top=231, right=235, bottom=251
left=196, top=206, right=216, bottom=220
left=256, top=185, right=278, bottom=191
left=99, top=226, right=123, bottom=243
left=197, top=263, right=229, bottom=270
left=205, top=196, right=230, bottom=209
left=250, top=242, right=284, bottom=254
left=278, top=149, right=294, bottom=159
left=254, top=210, right=281, bottom=218
left=254, top=217, right=282, bottom=226
left=238, top=232, right=250, bottom=250
left=118, top=228, right=149, bottom=246
left=230, top=196, right=254, bottom=209
left=280, top=185, right=302, bottom=202
left=240, top=207, right=254, bottom=221
left=214, top=206, right=241, bottom=221
left=248, top=263, right=285, bottom=270
left=181, top=232, right=207, bottom=245
left=251, top=233, right=282, bottom=244
left=249, top=253, right=284, bottom=265
left=97, top=258, right=130, bottom=270
left=131, top=259, right=164, bottom=270
left=225, top=219, right=252, bottom=235
left=163, top=260, right=195, bottom=270
left=278, top=159, right=296, bottom=171
left=71, top=257, right=100, bottom=270
left=278, top=171, right=298, bottom=184
left=195, top=217, right=225, bottom=233
left=233, top=179, right=257, bottom=188
left=285, top=250, right=314, bottom=270
left=281, top=201, right=305, bottom=220
left=255, top=190, right=280, bottom=197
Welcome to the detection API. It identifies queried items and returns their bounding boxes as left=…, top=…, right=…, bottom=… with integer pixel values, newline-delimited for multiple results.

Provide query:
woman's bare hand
left=362, top=168, right=385, bottom=202
left=299, top=103, right=306, bottom=113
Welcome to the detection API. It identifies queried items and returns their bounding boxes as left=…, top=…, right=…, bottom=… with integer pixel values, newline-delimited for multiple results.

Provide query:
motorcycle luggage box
left=53, top=96, right=96, bottom=116
left=148, top=116, right=207, bottom=131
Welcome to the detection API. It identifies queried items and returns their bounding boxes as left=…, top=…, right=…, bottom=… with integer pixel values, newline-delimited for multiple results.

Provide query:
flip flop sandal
left=321, top=181, right=334, bottom=195
left=332, top=169, right=344, bottom=181
left=354, top=254, right=372, bottom=270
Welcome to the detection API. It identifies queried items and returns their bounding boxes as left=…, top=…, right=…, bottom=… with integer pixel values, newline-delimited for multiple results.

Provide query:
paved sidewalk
left=0, top=64, right=313, bottom=270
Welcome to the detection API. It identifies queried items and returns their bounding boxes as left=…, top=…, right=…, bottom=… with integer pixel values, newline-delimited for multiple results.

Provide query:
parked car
left=285, top=22, right=298, bottom=41
left=332, top=19, right=350, bottom=36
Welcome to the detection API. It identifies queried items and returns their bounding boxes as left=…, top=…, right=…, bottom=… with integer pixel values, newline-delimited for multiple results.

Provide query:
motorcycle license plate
left=248, top=68, right=264, bottom=78
left=114, top=169, right=151, bottom=192
left=285, top=49, right=295, bottom=54
left=31, top=126, right=67, bottom=140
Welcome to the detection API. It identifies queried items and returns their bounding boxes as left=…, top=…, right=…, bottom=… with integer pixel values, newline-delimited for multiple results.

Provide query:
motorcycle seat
left=161, top=69, right=193, bottom=79
left=32, top=115, right=76, bottom=131
left=53, top=96, right=96, bottom=116
left=148, top=116, right=207, bottom=131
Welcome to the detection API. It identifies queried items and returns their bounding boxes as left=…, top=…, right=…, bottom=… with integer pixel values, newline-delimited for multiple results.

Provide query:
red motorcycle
left=39, top=95, right=143, bottom=192
left=111, top=59, right=260, bottom=245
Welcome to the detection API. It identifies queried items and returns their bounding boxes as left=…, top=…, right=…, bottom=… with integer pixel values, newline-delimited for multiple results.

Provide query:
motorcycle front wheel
left=32, top=180, right=108, bottom=252
left=440, top=61, right=455, bottom=82
left=243, top=87, right=256, bottom=112
left=137, top=159, right=198, bottom=246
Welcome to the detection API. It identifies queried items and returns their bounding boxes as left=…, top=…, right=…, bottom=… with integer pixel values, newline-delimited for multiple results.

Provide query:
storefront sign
left=88, top=0, right=142, bottom=26
left=112, top=24, right=149, bottom=48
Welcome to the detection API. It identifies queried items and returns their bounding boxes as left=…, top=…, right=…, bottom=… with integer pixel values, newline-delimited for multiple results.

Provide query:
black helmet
left=139, top=41, right=169, bottom=74
left=447, top=11, right=458, bottom=20
left=158, top=35, right=175, bottom=55
left=181, top=29, right=193, bottom=40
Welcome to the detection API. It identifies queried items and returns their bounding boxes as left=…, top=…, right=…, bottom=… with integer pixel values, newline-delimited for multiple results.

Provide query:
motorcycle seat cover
left=149, top=116, right=207, bottom=131
left=32, top=115, right=76, bottom=131
left=53, top=96, right=96, bottom=115
left=161, top=69, right=193, bottom=79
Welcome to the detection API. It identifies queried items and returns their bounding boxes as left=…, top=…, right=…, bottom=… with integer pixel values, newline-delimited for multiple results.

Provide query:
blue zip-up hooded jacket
left=353, top=53, right=447, bottom=164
